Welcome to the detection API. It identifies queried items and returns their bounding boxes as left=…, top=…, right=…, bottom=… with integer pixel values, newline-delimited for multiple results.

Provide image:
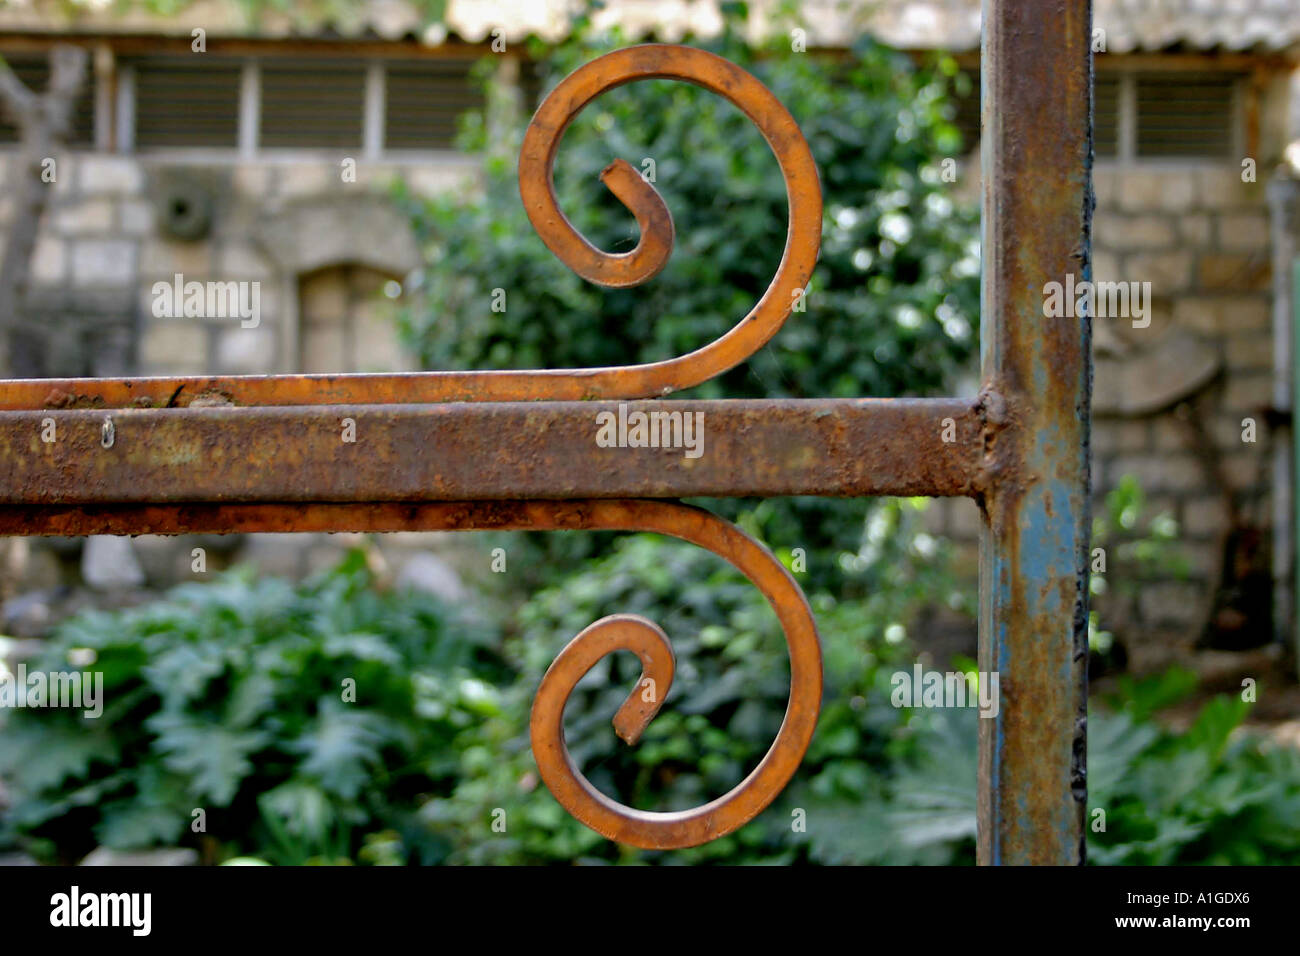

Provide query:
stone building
left=1, top=0, right=1299, bottom=671
left=884, top=1, right=1300, bottom=672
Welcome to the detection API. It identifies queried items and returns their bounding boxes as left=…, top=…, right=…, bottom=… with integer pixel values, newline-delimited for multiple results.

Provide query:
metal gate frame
left=0, top=1, right=1091, bottom=864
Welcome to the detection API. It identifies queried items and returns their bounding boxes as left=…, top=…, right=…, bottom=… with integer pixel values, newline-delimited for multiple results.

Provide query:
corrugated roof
left=0, top=0, right=1297, bottom=54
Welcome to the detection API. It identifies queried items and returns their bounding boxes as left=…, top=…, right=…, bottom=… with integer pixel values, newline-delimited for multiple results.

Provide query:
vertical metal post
left=1292, top=256, right=1300, bottom=672
left=978, top=0, right=1092, bottom=864
left=1269, top=176, right=1298, bottom=662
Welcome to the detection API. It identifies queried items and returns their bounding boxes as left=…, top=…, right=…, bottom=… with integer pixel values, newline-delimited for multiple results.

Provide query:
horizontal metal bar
left=0, top=398, right=984, bottom=510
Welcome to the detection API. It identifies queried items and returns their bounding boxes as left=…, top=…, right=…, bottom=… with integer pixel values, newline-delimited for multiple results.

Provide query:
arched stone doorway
left=298, top=264, right=414, bottom=373
left=254, top=193, right=420, bottom=373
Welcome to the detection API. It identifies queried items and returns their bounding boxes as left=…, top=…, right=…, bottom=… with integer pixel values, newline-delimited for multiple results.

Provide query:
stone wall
left=923, top=164, right=1284, bottom=672
left=0, top=150, right=480, bottom=626
left=0, top=152, right=475, bottom=378
left=0, top=143, right=1291, bottom=669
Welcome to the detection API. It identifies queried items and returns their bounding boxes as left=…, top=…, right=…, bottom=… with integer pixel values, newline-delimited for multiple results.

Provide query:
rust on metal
left=0, top=43, right=829, bottom=852
left=976, top=1, right=1091, bottom=864
left=0, top=24, right=1093, bottom=861
left=526, top=500, right=821, bottom=849
left=0, top=398, right=985, bottom=509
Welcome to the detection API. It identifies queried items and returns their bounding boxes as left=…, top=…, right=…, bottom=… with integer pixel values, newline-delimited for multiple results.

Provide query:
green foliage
left=3, top=540, right=1298, bottom=866
left=397, top=32, right=977, bottom=398
left=1088, top=674, right=1300, bottom=865
left=4, top=10, right=1290, bottom=871
left=1089, top=474, right=1191, bottom=661
left=392, top=15, right=980, bottom=591
left=0, top=552, right=507, bottom=865
left=422, top=498, right=979, bottom=865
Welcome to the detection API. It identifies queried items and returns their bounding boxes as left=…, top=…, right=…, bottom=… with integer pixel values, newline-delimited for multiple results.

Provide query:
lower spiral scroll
left=529, top=500, right=823, bottom=849
left=0, top=496, right=822, bottom=849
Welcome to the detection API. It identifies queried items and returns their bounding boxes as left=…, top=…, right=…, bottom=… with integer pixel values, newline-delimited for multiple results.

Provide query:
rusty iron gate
left=0, top=1, right=1091, bottom=864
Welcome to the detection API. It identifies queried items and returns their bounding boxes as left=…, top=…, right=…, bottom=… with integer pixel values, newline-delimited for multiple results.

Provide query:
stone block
left=140, top=321, right=208, bottom=373
left=81, top=536, right=146, bottom=590
left=1139, top=581, right=1207, bottom=628
left=1092, top=167, right=1118, bottom=205
left=118, top=198, right=155, bottom=236
left=1197, top=168, right=1260, bottom=209
left=1179, top=214, right=1212, bottom=246
left=140, top=237, right=211, bottom=277
left=53, top=199, right=113, bottom=234
left=217, top=242, right=274, bottom=280
left=1109, top=453, right=1203, bottom=493
left=1224, top=332, right=1274, bottom=371
left=354, top=305, right=414, bottom=372
left=1221, top=454, right=1265, bottom=491
left=71, top=239, right=135, bottom=285
left=1117, top=170, right=1168, bottom=212
left=1219, top=298, right=1270, bottom=332
left=1126, top=251, right=1195, bottom=293
left=1222, top=372, right=1272, bottom=412
left=1112, top=420, right=1152, bottom=453
left=48, top=155, right=75, bottom=196
left=277, top=163, right=334, bottom=198
left=1158, top=172, right=1197, bottom=211
left=394, top=552, right=468, bottom=603
left=78, top=156, right=143, bottom=195
left=1106, top=215, right=1177, bottom=250
left=238, top=532, right=314, bottom=578
left=1092, top=250, right=1121, bottom=284
left=1217, top=212, right=1270, bottom=252
left=1197, top=253, right=1270, bottom=292
left=301, top=325, right=345, bottom=373
left=213, top=325, right=277, bottom=373
left=30, top=237, right=66, bottom=283
left=233, top=164, right=274, bottom=197
left=403, top=161, right=479, bottom=198
left=1181, top=496, right=1231, bottom=539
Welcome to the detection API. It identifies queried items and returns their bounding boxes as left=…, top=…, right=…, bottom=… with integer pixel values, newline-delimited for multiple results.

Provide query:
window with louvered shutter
left=261, top=59, right=365, bottom=149
left=384, top=60, right=480, bottom=150
left=1135, top=72, right=1237, bottom=159
left=946, top=69, right=1117, bottom=157
left=1094, top=73, right=1119, bottom=157
left=0, top=52, right=95, bottom=146
left=135, top=58, right=240, bottom=148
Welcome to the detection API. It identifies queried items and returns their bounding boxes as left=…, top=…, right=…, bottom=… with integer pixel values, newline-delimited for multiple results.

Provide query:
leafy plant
left=0, top=551, right=507, bottom=865
left=4, top=536, right=1297, bottom=866
left=1088, top=673, right=1300, bottom=865
left=1089, top=474, right=1191, bottom=667
left=421, top=498, right=976, bottom=865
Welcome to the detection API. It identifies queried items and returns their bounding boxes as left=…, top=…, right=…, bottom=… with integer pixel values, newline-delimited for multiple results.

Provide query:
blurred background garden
left=2, top=0, right=1300, bottom=865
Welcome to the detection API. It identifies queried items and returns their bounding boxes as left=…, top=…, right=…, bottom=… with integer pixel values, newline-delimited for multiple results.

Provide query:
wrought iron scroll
left=0, top=500, right=823, bottom=850
left=0, top=0, right=1095, bottom=864
left=527, top=501, right=821, bottom=849
left=515, top=47, right=825, bottom=847
left=0, top=45, right=830, bottom=851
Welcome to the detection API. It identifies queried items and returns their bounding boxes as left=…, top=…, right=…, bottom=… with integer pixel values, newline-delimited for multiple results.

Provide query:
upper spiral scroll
left=518, top=44, right=823, bottom=397
left=0, top=45, right=821, bottom=411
